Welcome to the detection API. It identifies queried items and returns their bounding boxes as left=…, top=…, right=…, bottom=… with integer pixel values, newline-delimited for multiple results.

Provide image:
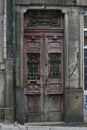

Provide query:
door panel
left=24, top=31, right=64, bottom=121
left=49, top=95, right=61, bottom=111
left=27, top=95, right=42, bottom=122
left=28, top=95, right=40, bottom=113
left=48, top=95, right=62, bottom=121
left=23, top=10, right=64, bottom=122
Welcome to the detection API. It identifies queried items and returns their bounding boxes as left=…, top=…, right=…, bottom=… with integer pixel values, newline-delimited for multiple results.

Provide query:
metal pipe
left=3, top=0, right=7, bottom=122
left=3, top=0, right=7, bottom=59
left=12, top=0, right=16, bottom=122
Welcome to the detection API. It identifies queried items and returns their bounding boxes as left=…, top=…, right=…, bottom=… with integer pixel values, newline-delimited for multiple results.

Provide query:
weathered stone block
left=0, top=0, right=3, bottom=14
left=0, top=71, right=5, bottom=106
left=4, top=108, right=14, bottom=123
left=27, top=126, right=49, bottom=130
left=16, top=88, right=25, bottom=124
left=68, top=8, right=79, bottom=88
left=0, top=109, right=4, bottom=121
left=65, top=88, right=83, bottom=122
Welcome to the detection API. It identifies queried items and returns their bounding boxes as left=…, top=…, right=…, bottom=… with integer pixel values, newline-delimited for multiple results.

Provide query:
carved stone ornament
left=24, top=10, right=63, bottom=27
left=28, top=15, right=61, bottom=27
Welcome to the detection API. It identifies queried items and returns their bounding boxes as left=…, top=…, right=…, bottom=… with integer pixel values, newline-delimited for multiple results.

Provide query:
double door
left=24, top=30, right=64, bottom=122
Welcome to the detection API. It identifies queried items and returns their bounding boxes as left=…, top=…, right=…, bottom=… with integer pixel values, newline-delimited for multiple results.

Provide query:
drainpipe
left=3, top=0, right=7, bottom=59
left=12, top=0, right=16, bottom=122
left=3, top=0, right=7, bottom=122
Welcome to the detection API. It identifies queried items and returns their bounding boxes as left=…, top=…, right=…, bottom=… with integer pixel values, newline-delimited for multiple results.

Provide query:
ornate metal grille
left=27, top=53, right=40, bottom=80
left=49, top=53, right=61, bottom=79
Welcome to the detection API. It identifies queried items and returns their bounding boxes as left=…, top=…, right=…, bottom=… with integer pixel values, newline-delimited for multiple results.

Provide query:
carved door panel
left=24, top=31, right=64, bottom=122
left=23, top=10, right=64, bottom=122
left=43, top=32, right=64, bottom=121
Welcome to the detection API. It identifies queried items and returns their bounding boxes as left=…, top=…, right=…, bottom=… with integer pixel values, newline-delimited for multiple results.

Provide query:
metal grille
left=49, top=53, right=61, bottom=79
left=27, top=53, right=40, bottom=80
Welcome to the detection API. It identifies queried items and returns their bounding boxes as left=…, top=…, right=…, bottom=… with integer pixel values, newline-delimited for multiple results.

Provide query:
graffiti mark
left=84, top=95, right=87, bottom=110
left=85, top=103, right=87, bottom=110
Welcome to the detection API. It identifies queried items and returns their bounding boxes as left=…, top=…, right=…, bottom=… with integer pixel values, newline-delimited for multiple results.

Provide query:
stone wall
left=15, top=0, right=87, bottom=6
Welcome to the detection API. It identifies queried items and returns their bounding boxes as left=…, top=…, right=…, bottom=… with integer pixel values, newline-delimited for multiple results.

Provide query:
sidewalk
left=0, top=123, right=87, bottom=130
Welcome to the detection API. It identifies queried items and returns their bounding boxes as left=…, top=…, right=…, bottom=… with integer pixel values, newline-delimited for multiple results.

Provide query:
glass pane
left=84, top=49, right=87, bottom=57
left=84, top=16, right=87, bottom=28
left=84, top=75, right=87, bottom=82
left=84, top=58, right=87, bottom=66
left=84, top=83, right=87, bottom=90
left=27, top=53, right=40, bottom=80
left=84, top=67, right=87, bottom=74
left=84, top=32, right=87, bottom=46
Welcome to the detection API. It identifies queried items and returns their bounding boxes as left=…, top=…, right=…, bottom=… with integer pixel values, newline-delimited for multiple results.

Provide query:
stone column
left=15, top=6, right=27, bottom=123
left=64, top=7, right=83, bottom=122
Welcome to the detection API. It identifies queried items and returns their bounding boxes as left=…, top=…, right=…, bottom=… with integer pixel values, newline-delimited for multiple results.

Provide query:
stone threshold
left=24, top=122, right=87, bottom=127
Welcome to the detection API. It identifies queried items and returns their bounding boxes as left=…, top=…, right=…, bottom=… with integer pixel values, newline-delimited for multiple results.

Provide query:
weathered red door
left=24, top=10, right=64, bottom=122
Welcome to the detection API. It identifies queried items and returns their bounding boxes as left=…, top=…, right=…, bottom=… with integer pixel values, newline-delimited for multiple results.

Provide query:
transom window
left=27, top=53, right=40, bottom=80
left=49, top=53, right=61, bottom=79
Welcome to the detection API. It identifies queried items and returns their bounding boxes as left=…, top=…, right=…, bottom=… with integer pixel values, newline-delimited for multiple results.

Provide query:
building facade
left=0, top=0, right=87, bottom=123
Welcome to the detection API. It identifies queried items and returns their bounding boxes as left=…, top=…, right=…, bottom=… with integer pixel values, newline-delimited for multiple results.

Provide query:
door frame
left=16, top=8, right=69, bottom=121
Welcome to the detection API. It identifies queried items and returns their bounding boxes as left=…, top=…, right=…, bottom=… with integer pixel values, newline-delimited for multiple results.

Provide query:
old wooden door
left=24, top=10, right=64, bottom=122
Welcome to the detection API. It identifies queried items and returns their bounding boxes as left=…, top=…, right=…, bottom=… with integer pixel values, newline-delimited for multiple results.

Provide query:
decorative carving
left=79, top=7, right=87, bottom=14
left=24, top=42, right=40, bottom=53
left=25, top=84, right=40, bottom=94
left=24, top=35, right=41, bottom=41
left=46, top=84, right=62, bottom=93
left=26, top=43, right=40, bottom=48
left=47, top=35, right=63, bottom=42
left=48, top=43, right=61, bottom=53
left=24, top=10, right=63, bottom=27
left=27, top=16, right=61, bottom=27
